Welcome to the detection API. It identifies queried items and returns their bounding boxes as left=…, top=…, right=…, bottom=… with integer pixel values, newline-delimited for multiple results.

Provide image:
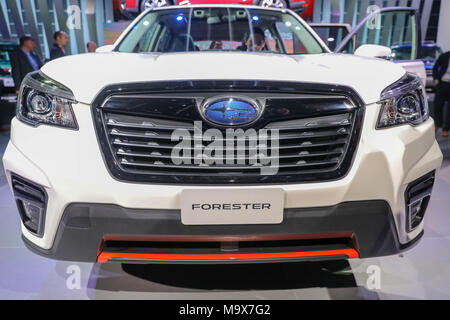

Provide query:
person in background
left=10, top=36, right=43, bottom=94
left=433, top=50, right=450, bottom=138
left=86, top=41, right=98, bottom=53
left=237, top=28, right=267, bottom=52
left=245, top=27, right=266, bottom=52
left=50, top=31, right=69, bottom=61
left=209, top=41, right=223, bottom=50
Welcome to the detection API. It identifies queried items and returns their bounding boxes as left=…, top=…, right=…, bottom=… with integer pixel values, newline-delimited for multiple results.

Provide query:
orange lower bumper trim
left=97, top=248, right=359, bottom=263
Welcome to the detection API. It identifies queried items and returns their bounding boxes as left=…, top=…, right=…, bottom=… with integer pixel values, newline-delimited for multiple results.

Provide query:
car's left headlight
left=377, top=73, right=429, bottom=129
left=17, top=71, right=78, bottom=129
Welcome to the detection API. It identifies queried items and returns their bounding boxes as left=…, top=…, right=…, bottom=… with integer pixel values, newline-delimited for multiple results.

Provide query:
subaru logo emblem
left=201, top=96, right=261, bottom=126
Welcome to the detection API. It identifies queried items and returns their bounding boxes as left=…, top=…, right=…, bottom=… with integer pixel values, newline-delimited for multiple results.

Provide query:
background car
left=309, top=23, right=353, bottom=52
left=121, top=0, right=310, bottom=15
left=0, top=41, right=18, bottom=93
left=313, top=8, right=427, bottom=87
left=392, top=42, right=443, bottom=90
left=0, top=41, right=19, bottom=127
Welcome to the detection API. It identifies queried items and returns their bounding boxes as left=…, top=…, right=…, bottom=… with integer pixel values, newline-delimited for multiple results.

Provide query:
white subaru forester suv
left=3, top=5, right=443, bottom=263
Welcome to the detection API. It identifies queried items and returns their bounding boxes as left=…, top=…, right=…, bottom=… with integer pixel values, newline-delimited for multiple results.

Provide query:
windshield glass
left=117, top=7, right=324, bottom=55
left=392, top=45, right=443, bottom=61
left=311, top=25, right=350, bottom=52
left=418, top=45, right=442, bottom=60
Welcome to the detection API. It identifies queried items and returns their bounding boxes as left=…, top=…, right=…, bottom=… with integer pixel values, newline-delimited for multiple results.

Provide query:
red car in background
left=120, top=0, right=312, bottom=16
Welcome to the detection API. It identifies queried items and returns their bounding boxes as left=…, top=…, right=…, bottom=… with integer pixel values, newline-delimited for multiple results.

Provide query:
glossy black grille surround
left=92, top=80, right=365, bottom=185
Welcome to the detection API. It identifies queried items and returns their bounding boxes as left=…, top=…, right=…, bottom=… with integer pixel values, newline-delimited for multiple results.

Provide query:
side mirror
left=95, top=45, right=114, bottom=53
left=354, top=44, right=392, bottom=60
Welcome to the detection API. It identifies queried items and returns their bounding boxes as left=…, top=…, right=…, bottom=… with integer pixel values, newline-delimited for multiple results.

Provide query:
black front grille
left=105, top=112, right=352, bottom=175
left=93, top=80, right=364, bottom=184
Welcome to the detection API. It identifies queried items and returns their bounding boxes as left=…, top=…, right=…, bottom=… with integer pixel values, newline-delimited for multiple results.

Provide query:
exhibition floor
left=0, top=130, right=449, bottom=300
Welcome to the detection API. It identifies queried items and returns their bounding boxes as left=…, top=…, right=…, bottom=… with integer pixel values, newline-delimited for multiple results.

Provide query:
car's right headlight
left=17, top=71, right=78, bottom=129
left=376, top=73, right=429, bottom=129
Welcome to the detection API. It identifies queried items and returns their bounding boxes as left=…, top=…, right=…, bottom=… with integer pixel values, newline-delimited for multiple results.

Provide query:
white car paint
left=40, top=51, right=406, bottom=106
left=397, top=60, right=427, bottom=86
left=2, top=5, right=443, bottom=262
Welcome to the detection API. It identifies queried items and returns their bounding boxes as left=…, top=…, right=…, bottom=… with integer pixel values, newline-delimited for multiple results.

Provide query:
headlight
left=17, top=71, right=78, bottom=129
left=377, top=73, right=429, bottom=129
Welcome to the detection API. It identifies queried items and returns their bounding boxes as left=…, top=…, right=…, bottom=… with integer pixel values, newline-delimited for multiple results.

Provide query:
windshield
left=117, top=7, right=324, bottom=55
left=311, top=25, right=350, bottom=52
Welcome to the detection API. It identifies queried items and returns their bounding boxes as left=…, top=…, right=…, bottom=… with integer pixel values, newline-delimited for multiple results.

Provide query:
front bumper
left=22, top=200, right=419, bottom=263
left=2, top=102, right=444, bottom=262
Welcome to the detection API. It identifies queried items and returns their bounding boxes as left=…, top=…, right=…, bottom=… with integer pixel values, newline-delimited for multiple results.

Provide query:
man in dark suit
left=10, top=36, right=43, bottom=94
left=433, top=51, right=450, bottom=138
left=50, top=31, right=69, bottom=61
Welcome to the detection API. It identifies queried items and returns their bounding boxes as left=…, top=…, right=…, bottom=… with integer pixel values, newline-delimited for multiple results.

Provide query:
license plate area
left=181, top=188, right=284, bottom=225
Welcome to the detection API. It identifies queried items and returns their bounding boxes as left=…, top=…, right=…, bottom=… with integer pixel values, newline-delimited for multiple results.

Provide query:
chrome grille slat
left=119, top=158, right=340, bottom=170
left=118, top=166, right=340, bottom=177
left=109, top=128, right=349, bottom=141
left=107, top=121, right=195, bottom=131
left=107, top=121, right=352, bottom=132
left=116, top=149, right=344, bottom=160
left=112, top=138, right=348, bottom=150
left=103, top=111, right=353, bottom=178
left=108, top=128, right=348, bottom=141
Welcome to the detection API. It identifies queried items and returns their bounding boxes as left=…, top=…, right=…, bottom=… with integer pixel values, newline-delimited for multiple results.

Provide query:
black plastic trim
left=404, top=170, right=435, bottom=232
left=21, top=200, right=420, bottom=263
left=11, top=173, right=48, bottom=238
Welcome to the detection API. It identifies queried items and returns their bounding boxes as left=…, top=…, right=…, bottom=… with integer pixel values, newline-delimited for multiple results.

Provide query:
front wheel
left=258, top=0, right=288, bottom=9
left=140, top=0, right=173, bottom=12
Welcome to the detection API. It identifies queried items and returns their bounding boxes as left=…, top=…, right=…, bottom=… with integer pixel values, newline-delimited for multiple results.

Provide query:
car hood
left=40, top=51, right=405, bottom=105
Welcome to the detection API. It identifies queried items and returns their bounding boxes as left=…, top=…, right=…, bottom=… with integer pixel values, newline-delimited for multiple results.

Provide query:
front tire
left=140, top=0, right=173, bottom=12
left=258, top=0, right=288, bottom=9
